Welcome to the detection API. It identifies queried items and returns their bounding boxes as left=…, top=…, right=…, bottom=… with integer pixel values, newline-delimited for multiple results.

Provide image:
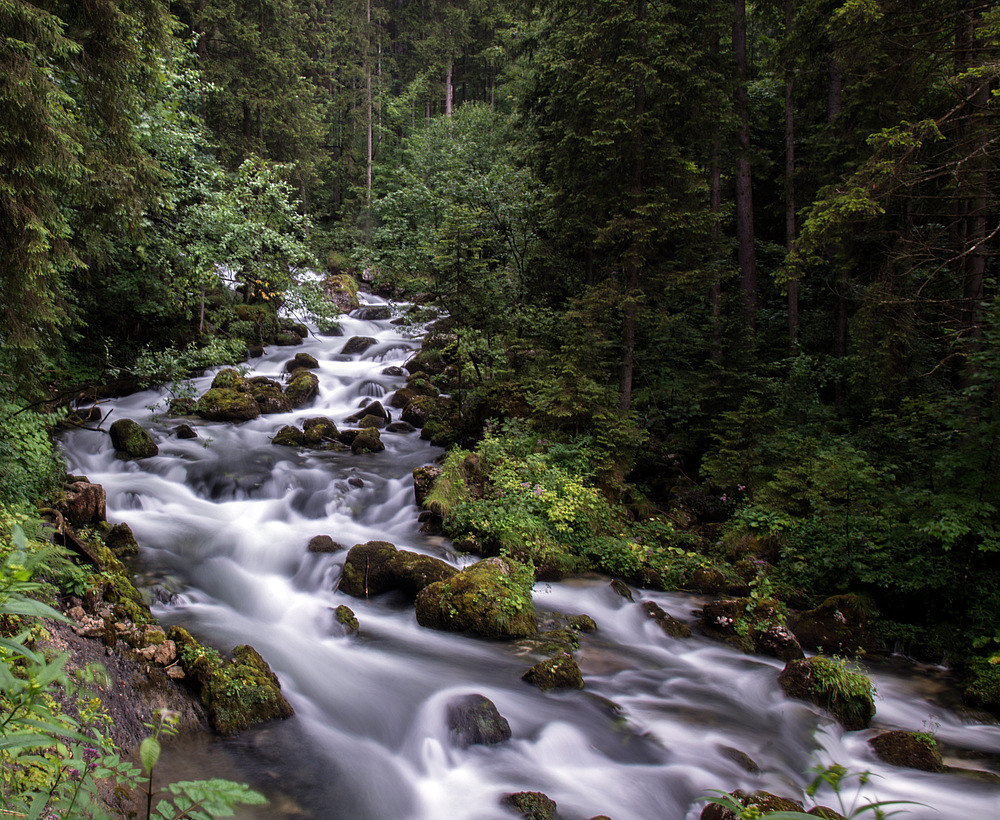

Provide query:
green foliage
left=808, top=656, right=876, bottom=729
left=0, top=400, right=64, bottom=508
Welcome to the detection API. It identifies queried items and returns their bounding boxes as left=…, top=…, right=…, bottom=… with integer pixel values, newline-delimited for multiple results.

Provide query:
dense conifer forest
left=2, top=1, right=1000, bottom=814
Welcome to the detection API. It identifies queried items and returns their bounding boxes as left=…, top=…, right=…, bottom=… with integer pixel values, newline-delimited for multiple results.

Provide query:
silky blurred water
left=59, top=296, right=1000, bottom=819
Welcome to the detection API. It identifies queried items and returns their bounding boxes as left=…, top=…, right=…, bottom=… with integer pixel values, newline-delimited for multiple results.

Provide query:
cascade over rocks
left=109, top=418, right=158, bottom=458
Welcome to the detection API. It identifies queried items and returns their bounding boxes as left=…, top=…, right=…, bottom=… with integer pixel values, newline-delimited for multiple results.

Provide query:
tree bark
left=733, top=0, right=757, bottom=331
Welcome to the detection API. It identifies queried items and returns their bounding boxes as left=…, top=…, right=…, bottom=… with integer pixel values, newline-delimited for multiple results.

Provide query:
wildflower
left=533, top=485, right=543, bottom=496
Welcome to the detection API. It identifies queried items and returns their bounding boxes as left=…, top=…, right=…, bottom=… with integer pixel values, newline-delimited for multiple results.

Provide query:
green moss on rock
left=415, top=557, right=537, bottom=640
left=196, top=388, right=261, bottom=422
left=351, top=426, right=384, bottom=454
left=285, top=369, right=319, bottom=408
left=203, top=644, right=294, bottom=735
left=502, top=791, right=558, bottom=820
left=522, top=652, right=584, bottom=691
left=869, top=730, right=945, bottom=772
left=109, top=418, right=158, bottom=458
left=778, top=656, right=875, bottom=730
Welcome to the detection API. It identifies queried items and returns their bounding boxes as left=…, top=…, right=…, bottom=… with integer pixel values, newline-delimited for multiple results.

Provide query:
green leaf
left=140, top=735, right=162, bottom=774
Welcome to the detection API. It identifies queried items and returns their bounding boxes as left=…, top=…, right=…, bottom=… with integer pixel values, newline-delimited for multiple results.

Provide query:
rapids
left=58, top=296, right=1000, bottom=819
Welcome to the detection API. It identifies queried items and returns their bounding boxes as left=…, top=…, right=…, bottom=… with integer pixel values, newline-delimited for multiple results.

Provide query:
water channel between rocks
left=58, top=295, right=1000, bottom=820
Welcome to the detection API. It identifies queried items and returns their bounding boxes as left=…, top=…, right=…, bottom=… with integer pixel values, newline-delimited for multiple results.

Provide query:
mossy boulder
left=385, top=550, right=457, bottom=596
left=502, top=792, right=558, bottom=820
left=869, top=730, right=945, bottom=772
left=303, top=416, right=340, bottom=444
left=247, top=377, right=292, bottom=414
left=285, top=369, right=319, bottom=408
left=642, top=601, right=691, bottom=639
left=701, top=598, right=803, bottom=662
left=405, top=349, right=447, bottom=377
left=522, top=652, right=584, bottom=691
left=335, top=605, right=359, bottom=633
left=308, top=535, right=344, bottom=553
left=416, top=557, right=537, bottom=640
left=339, top=541, right=402, bottom=597
left=390, top=377, right=439, bottom=409
left=109, top=418, right=159, bottom=458
left=202, top=644, right=295, bottom=735
left=285, top=352, right=319, bottom=372
left=963, top=656, right=1000, bottom=713
left=790, top=594, right=878, bottom=656
left=272, top=425, right=306, bottom=447
left=778, top=656, right=875, bottom=730
left=446, top=694, right=512, bottom=748
left=211, top=368, right=247, bottom=391
left=352, top=304, right=392, bottom=320
left=322, top=273, right=360, bottom=313
left=346, top=400, right=389, bottom=424
left=413, top=465, right=443, bottom=507
left=700, top=790, right=806, bottom=820
left=105, top=522, right=139, bottom=559
left=351, top=426, right=384, bottom=454
left=196, top=388, right=260, bottom=422
left=401, top=395, right=442, bottom=428
left=342, top=336, right=378, bottom=355
left=275, top=331, right=304, bottom=346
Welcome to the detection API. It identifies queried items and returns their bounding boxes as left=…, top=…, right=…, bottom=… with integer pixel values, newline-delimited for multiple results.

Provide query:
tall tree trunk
left=733, top=0, right=757, bottom=330
left=785, top=0, right=798, bottom=346
left=828, top=56, right=848, bottom=406
left=709, top=34, right=724, bottom=363
left=445, top=56, right=454, bottom=116
left=365, top=0, right=373, bottom=206
left=620, top=0, right=647, bottom=412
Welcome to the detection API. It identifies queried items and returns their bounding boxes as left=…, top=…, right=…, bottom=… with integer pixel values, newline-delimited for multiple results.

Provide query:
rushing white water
left=58, top=296, right=1000, bottom=820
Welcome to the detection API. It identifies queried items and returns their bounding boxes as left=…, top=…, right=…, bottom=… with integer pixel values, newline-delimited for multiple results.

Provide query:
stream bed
left=58, top=296, right=1000, bottom=819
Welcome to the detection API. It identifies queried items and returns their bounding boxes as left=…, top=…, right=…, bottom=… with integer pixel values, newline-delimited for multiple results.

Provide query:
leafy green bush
left=0, top=401, right=64, bottom=509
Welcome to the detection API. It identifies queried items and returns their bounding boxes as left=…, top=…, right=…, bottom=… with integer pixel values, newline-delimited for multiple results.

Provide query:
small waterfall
left=58, top=295, right=1000, bottom=820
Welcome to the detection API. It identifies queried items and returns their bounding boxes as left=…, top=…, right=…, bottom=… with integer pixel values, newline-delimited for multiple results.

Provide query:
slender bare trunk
left=785, top=0, right=798, bottom=346
left=733, top=0, right=757, bottom=330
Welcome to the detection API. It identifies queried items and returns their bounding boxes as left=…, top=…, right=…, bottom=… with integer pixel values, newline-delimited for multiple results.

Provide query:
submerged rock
left=109, top=418, right=159, bottom=458
left=416, top=557, right=537, bottom=640
left=446, top=694, right=512, bottom=748
left=335, top=605, right=359, bottom=633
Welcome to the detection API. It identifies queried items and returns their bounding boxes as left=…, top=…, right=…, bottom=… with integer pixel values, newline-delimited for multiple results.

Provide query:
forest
left=2, top=0, right=1000, bottom=816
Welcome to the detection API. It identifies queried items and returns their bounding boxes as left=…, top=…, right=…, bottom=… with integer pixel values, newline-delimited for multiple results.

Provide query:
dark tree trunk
left=733, top=0, right=757, bottom=330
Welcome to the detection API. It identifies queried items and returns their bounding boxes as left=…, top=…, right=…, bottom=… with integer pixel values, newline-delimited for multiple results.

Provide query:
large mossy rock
left=322, top=273, right=360, bottom=313
left=285, top=352, right=319, bottom=371
left=790, top=594, right=878, bottom=656
left=701, top=598, right=803, bottom=662
left=339, top=541, right=400, bottom=597
left=351, top=426, right=384, bottom=454
left=196, top=388, right=260, bottom=422
left=211, top=368, right=247, bottom=391
left=346, top=400, right=389, bottom=424
left=778, top=656, right=875, bottom=730
left=302, top=416, right=340, bottom=444
left=342, top=336, right=378, bottom=355
left=285, top=369, right=320, bottom=408
left=416, top=557, right=536, bottom=640
left=109, top=418, right=159, bottom=458
left=272, top=425, right=306, bottom=446
left=446, top=694, right=512, bottom=748
left=247, top=377, right=292, bottom=414
left=869, top=730, right=945, bottom=772
left=202, top=645, right=295, bottom=735
left=63, top=479, right=108, bottom=527
left=401, top=395, right=440, bottom=428
left=339, top=541, right=456, bottom=598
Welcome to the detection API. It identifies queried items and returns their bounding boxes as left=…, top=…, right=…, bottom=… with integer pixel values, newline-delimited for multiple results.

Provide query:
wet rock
left=522, top=652, right=584, bottom=691
left=63, top=479, right=107, bottom=527
left=384, top=550, right=457, bottom=596
left=285, top=352, right=319, bottom=372
left=610, top=579, right=634, bottom=601
left=247, top=377, right=293, bottom=414
left=778, top=656, right=875, bottom=730
left=347, top=476, right=365, bottom=488
left=323, top=273, right=360, bottom=313
left=351, top=305, right=391, bottom=321
left=351, top=427, right=384, bottom=454
left=335, top=605, right=359, bottom=633
left=416, top=557, right=537, bottom=640
left=196, top=388, right=260, bottom=422
left=401, top=395, right=439, bottom=428
left=869, top=730, right=945, bottom=772
left=790, top=594, right=879, bottom=656
left=701, top=599, right=803, bottom=662
left=346, top=400, right=389, bottom=424
left=105, top=522, right=139, bottom=559
left=700, top=790, right=805, bottom=820
left=446, top=694, right=512, bottom=748
left=413, top=465, right=443, bottom=507
left=339, top=541, right=401, bottom=597
left=175, top=423, right=198, bottom=439
left=303, top=416, right=340, bottom=445
left=109, top=419, right=159, bottom=458
left=568, top=614, right=598, bottom=633
left=405, top=349, right=447, bottom=377
left=382, top=366, right=405, bottom=377
left=202, top=644, right=295, bottom=735
left=211, top=368, right=248, bottom=391
left=342, top=336, right=378, bottom=355
left=308, top=535, right=344, bottom=553
left=502, top=792, right=558, bottom=820
left=641, top=601, right=691, bottom=639
left=275, top=331, right=304, bottom=346
left=387, top=421, right=416, bottom=433
left=285, top=369, right=319, bottom=408
left=272, top=425, right=306, bottom=447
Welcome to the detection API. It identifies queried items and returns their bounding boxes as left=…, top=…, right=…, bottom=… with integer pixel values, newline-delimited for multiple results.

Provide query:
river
left=58, top=295, right=1000, bottom=819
